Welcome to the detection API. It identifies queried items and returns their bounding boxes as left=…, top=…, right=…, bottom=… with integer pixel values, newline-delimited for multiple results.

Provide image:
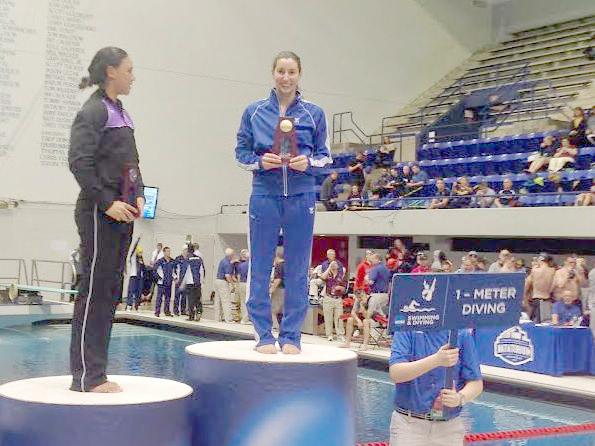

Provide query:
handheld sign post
left=388, top=272, right=524, bottom=419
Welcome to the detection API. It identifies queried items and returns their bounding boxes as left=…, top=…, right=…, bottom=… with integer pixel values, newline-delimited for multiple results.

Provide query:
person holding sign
left=235, top=51, right=332, bottom=354
left=388, top=330, right=483, bottom=445
left=69, top=47, right=144, bottom=393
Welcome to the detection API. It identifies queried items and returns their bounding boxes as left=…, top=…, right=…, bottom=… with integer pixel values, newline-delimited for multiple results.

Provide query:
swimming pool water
left=1, top=322, right=593, bottom=445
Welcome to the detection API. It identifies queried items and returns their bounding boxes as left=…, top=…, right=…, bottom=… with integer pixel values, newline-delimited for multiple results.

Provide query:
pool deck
left=114, top=308, right=595, bottom=402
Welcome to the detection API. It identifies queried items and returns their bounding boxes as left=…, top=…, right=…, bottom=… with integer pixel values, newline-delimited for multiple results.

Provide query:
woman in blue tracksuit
left=235, top=51, right=332, bottom=354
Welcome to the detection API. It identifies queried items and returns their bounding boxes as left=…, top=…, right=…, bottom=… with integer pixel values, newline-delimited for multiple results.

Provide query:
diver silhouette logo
left=400, top=278, right=437, bottom=313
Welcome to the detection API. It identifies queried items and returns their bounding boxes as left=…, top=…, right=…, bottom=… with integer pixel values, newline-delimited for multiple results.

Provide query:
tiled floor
left=115, top=307, right=595, bottom=399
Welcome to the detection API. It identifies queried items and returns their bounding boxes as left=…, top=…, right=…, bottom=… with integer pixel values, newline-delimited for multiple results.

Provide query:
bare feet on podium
left=89, top=381, right=122, bottom=393
left=281, top=344, right=301, bottom=355
left=255, top=344, right=278, bottom=354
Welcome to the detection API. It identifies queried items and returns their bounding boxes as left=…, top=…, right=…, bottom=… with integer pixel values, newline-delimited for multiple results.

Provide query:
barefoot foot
left=255, top=344, right=278, bottom=354
left=89, top=381, right=122, bottom=393
left=281, top=344, right=301, bottom=355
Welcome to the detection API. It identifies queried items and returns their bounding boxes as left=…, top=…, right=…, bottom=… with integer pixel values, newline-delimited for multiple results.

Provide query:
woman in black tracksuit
left=68, top=47, right=144, bottom=392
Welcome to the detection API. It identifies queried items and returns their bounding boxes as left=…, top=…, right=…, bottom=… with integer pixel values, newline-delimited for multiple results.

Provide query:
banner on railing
left=388, top=273, right=524, bottom=333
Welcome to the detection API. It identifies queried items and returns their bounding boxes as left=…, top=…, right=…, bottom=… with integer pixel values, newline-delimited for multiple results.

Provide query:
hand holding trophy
left=272, top=117, right=308, bottom=170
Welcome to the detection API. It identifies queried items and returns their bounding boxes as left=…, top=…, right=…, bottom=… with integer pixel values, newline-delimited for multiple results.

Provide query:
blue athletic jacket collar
left=269, top=88, right=302, bottom=113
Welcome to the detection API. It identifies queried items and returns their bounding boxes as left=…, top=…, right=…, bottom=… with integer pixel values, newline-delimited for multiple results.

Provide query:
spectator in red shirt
left=387, top=238, right=407, bottom=261
left=387, top=258, right=399, bottom=273
left=411, top=252, right=431, bottom=273
left=340, top=290, right=371, bottom=351
left=355, top=251, right=373, bottom=293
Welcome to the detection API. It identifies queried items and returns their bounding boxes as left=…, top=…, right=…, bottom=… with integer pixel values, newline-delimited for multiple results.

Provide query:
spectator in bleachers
left=501, top=256, right=518, bottom=273
left=346, top=185, right=363, bottom=208
left=411, top=252, right=431, bottom=273
left=476, top=257, right=487, bottom=272
left=370, top=167, right=391, bottom=198
left=340, top=290, right=371, bottom=351
left=467, top=251, right=479, bottom=270
left=568, top=107, right=588, bottom=148
left=586, top=105, right=595, bottom=145
left=321, top=249, right=344, bottom=275
left=517, top=259, right=527, bottom=273
left=384, top=167, right=406, bottom=197
left=525, top=253, right=555, bottom=323
left=527, top=135, right=558, bottom=174
left=386, top=258, right=399, bottom=273
left=320, top=171, right=339, bottom=211
left=320, top=260, right=346, bottom=342
left=366, top=253, right=391, bottom=316
left=428, top=178, right=450, bottom=209
left=548, top=137, right=578, bottom=173
left=450, top=176, right=474, bottom=208
left=551, top=290, right=583, bottom=326
left=377, top=136, right=396, bottom=167
left=308, top=264, right=324, bottom=300
left=348, top=151, right=366, bottom=189
left=494, top=178, right=517, bottom=208
left=473, top=182, right=496, bottom=208
left=552, top=256, right=588, bottom=302
left=387, top=238, right=407, bottom=261
left=488, top=249, right=511, bottom=273
left=575, top=180, right=595, bottom=206
left=401, top=164, right=413, bottom=185
left=431, top=250, right=453, bottom=273
left=457, top=256, right=475, bottom=273
left=407, top=163, right=428, bottom=195
left=354, top=251, right=373, bottom=294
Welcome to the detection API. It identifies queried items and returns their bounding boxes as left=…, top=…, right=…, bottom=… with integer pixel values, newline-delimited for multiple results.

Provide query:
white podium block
left=185, top=340, right=357, bottom=446
left=0, top=375, right=193, bottom=446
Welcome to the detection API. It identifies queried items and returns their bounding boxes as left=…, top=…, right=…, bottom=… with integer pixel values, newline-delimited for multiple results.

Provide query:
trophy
left=121, top=163, right=139, bottom=209
left=272, top=117, right=298, bottom=165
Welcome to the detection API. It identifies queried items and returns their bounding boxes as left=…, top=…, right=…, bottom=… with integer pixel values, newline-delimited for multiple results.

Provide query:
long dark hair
left=79, top=47, right=128, bottom=89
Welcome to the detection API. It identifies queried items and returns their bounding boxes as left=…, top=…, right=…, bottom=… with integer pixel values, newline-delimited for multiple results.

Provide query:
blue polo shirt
left=552, top=301, right=582, bottom=324
left=216, top=257, right=234, bottom=280
left=236, top=260, right=250, bottom=283
left=367, top=263, right=391, bottom=293
left=389, top=330, right=481, bottom=419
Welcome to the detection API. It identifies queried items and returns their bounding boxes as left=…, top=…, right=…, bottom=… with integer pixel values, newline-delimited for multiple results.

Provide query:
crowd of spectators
left=127, top=239, right=594, bottom=349
left=320, top=106, right=595, bottom=211
left=304, top=240, right=594, bottom=348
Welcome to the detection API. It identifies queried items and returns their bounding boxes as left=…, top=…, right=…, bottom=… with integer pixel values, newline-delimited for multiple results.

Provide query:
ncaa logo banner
left=389, top=273, right=524, bottom=333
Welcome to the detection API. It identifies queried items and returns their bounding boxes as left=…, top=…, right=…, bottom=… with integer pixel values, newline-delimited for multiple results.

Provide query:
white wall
left=0, top=0, right=493, bottom=218
left=492, top=0, right=595, bottom=39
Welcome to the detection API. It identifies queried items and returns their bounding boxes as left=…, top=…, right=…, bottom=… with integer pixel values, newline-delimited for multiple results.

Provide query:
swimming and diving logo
left=395, top=278, right=440, bottom=329
left=494, top=326, right=534, bottom=366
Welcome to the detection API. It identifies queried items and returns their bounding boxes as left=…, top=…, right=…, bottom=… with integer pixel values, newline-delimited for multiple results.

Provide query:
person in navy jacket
left=235, top=51, right=332, bottom=354
left=179, top=243, right=206, bottom=321
left=173, top=246, right=188, bottom=316
left=155, top=247, right=176, bottom=317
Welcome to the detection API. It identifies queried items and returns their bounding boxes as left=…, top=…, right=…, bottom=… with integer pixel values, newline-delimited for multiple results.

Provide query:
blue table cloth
left=475, top=323, right=594, bottom=376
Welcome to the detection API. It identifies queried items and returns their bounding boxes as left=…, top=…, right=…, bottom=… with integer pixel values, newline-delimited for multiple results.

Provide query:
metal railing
left=30, top=259, right=73, bottom=300
left=332, top=112, right=381, bottom=145
left=0, top=258, right=28, bottom=285
left=333, top=60, right=574, bottom=150
left=334, top=191, right=582, bottom=211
